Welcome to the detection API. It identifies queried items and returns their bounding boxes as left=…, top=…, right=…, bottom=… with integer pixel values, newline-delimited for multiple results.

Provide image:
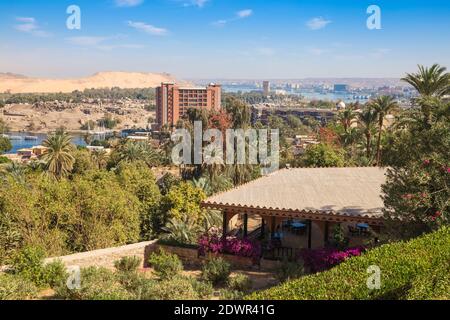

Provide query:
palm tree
left=370, top=96, right=398, bottom=166
left=402, top=64, right=450, bottom=126
left=42, top=130, right=75, bottom=179
left=117, top=141, right=160, bottom=167
left=337, top=108, right=358, bottom=134
left=358, top=107, right=378, bottom=160
left=402, top=64, right=450, bottom=97
left=91, top=149, right=108, bottom=169
left=0, top=162, right=28, bottom=184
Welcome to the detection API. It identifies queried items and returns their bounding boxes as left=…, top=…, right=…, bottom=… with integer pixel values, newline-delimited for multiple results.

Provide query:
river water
left=4, top=132, right=87, bottom=154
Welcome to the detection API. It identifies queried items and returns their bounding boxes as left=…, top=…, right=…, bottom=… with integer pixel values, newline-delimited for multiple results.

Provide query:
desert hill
left=0, top=71, right=186, bottom=94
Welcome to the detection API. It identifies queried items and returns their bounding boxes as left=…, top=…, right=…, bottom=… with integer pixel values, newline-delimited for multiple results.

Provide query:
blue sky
left=0, top=0, right=449, bottom=79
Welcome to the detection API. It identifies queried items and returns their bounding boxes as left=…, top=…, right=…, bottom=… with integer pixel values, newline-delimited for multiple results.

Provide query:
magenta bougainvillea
left=299, top=247, right=365, bottom=273
left=198, top=230, right=261, bottom=260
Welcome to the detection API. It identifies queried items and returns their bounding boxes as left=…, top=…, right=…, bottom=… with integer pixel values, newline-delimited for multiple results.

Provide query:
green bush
left=55, top=267, right=132, bottom=300
left=43, top=260, right=68, bottom=288
left=228, top=274, right=253, bottom=292
left=248, top=227, right=450, bottom=300
left=114, top=256, right=142, bottom=274
left=0, top=274, right=38, bottom=300
left=201, top=256, right=231, bottom=286
left=189, top=277, right=214, bottom=299
left=142, top=276, right=199, bottom=300
left=148, top=249, right=183, bottom=280
left=10, top=246, right=67, bottom=289
left=11, top=246, right=47, bottom=287
left=276, top=259, right=304, bottom=283
left=219, top=289, right=245, bottom=300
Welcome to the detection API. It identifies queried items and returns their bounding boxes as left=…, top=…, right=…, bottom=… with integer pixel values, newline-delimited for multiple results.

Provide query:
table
left=357, top=223, right=369, bottom=230
left=291, top=222, right=306, bottom=229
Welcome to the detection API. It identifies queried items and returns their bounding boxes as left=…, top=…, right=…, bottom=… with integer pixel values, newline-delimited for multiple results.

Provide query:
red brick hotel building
left=156, top=82, right=222, bottom=129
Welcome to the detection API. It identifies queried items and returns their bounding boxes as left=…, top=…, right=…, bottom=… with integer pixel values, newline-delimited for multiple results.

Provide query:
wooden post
left=222, top=211, right=227, bottom=240
left=324, top=221, right=330, bottom=247
left=243, top=213, right=248, bottom=238
left=308, top=220, right=312, bottom=249
left=271, top=216, right=276, bottom=239
left=260, top=218, right=265, bottom=239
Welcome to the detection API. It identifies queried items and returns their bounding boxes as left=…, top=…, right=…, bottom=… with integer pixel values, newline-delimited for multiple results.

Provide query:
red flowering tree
left=382, top=100, right=449, bottom=239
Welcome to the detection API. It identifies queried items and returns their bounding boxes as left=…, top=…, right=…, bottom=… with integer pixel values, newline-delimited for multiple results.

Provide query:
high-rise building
left=263, top=81, right=270, bottom=96
left=156, top=82, right=222, bottom=129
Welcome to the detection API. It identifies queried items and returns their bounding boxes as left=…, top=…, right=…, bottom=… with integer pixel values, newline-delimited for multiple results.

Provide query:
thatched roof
left=202, top=167, right=387, bottom=222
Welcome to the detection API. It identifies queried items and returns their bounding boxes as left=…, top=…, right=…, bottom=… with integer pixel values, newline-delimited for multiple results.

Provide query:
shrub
left=198, top=230, right=261, bottom=261
left=247, top=227, right=450, bottom=300
left=299, top=247, right=365, bottom=273
left=143, top=276, right=199, bottom=300
left=189, top=278, right=214, bottom=299
left=276, top=259, right=304, bottom=282
left=11, top=246, right=47, bottom=287
left=219, top=289, right=244, bottom=300
left=114, top=256, right=142, bottom=274
left=148, top=249, right=183, bottom=280
left=201, top=256, right=231, bottom=285
left=55, top=267, right=132, bottom=300
left=228, top=274, right=253, bottom=292
left=0, top=274, right=38, bottom=300
left=43, top=260, right=68, bottom=288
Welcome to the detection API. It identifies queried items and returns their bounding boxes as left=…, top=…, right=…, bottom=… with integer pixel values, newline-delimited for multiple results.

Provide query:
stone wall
left=44, top=241, right=158, bottom=270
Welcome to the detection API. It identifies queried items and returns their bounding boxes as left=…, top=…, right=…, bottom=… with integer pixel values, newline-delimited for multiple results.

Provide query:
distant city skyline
left=1, top=0, right=449, bottom=79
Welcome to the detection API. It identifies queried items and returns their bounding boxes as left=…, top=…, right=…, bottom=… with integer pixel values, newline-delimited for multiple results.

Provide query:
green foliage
left=276, top=259, right=304, bottom=283
left=201, top=256, right=231, bottom=285
left=189, top=277, right=214, bottom=299
left=148, top=249, right=183, bottom=280
left=0, top=274, right=38, bottom=300
left=0, top=156, right=11, bottom=164
left=162, top=182, right=206, bottom=222
left=42, top=130, right=76, bottom=179
left=302, top=143, right=345, bottom=167
left=219, top=288, right=245, bottom=300
left=0, top=137, right=12, bottom=155
left=115, top=161, right=161, bottom=239
left=0, top=171, right=142, bottom=260
left=114, top=256, right=142, bottom=274
left=331, top=224, right=349, bottom=250
left=11, top=246, right=47, bottom=287
left=55, top=267, right=132, bottom=300
left=228, top=274, right=253, bottom=292
left=162, top=213, right=201, bottom=246
left=11, top=246, right=66, bottom=289
left=143, top=275, right=200, bottom=300
left=248, top=227, right=450, bottom=300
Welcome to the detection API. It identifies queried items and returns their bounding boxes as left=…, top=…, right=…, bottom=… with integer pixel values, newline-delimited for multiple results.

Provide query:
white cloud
left=306, top=17, right=332, bottom=30
left=182, top=0, right=209, bottom=7
left=237, top=9, right=253, bottom=18
left=213, top=8, right=253, bottom=27
left=67, top=36, right=109, bottom=46
left=127, top=21, right=168, bottom=36
left=66, top=36, right=145, bottom=51
left=14, top=17, right=50, bottom=37
left=115, top=0, right=144, bottom=7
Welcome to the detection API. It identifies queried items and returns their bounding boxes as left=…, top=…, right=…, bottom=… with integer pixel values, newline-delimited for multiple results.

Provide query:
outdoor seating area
left=201, top=167, right=386, bottom=260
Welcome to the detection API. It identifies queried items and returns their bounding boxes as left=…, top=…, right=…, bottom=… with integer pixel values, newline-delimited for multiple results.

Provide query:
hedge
left=247, top=227, right=450, bottom=300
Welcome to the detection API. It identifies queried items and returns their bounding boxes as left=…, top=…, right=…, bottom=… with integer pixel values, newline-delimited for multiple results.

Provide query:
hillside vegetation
left=248, top=227, right=450, bottom=300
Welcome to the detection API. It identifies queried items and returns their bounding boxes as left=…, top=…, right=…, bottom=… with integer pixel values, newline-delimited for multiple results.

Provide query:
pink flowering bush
left=198, top=230, right=261, bottom=261
left=299, top=247, right=365, bottom=273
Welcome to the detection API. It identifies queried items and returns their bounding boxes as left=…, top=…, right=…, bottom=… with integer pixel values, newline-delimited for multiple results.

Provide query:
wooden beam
left=324, top=221, right=330, bottom=246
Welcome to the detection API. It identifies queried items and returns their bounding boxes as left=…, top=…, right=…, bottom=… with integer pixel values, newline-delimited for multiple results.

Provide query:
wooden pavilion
left=201, top=167, right=386, bottom=250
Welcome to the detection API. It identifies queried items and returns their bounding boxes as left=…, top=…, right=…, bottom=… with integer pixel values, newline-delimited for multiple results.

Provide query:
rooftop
left=202, top=167, right=387, bottom=221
